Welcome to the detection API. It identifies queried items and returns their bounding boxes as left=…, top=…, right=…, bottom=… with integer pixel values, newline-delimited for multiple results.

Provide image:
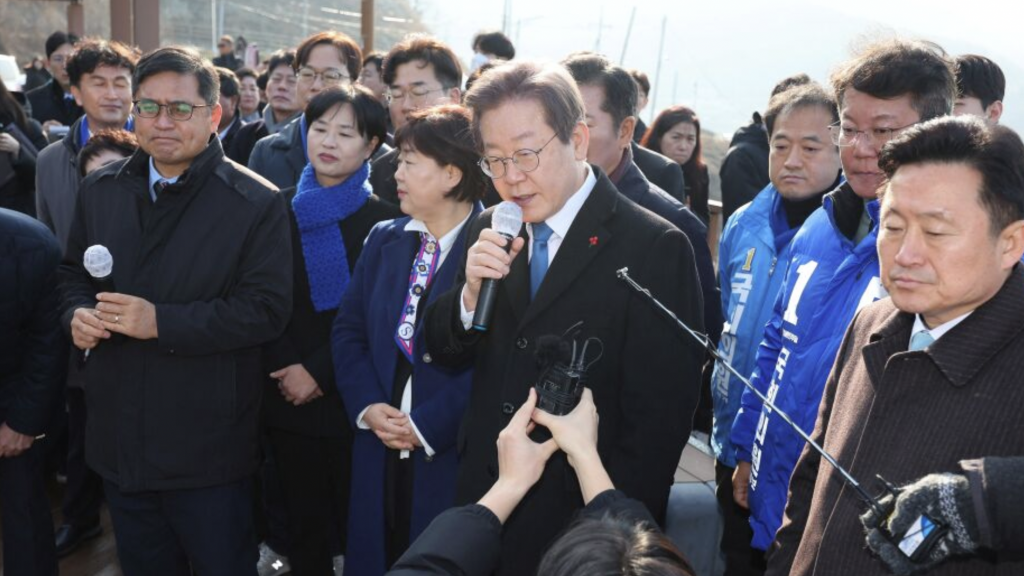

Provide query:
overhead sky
left=415, top=0, right=1023, bottom=134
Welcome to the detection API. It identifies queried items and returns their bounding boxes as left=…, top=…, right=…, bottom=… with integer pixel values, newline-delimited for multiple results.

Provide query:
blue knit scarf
left=292, top=161, right=371, bottom=312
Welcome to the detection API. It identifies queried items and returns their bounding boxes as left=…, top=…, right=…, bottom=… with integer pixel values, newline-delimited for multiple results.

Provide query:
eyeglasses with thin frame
left=828, top=121, right=917, bottom=149
left=479, top=133, right=559, bottom=179
left=386, top=86, right=448, bottom=105
left=296, top=67, right=349, bottom=85
left=133, top=99, right=210, bottom=121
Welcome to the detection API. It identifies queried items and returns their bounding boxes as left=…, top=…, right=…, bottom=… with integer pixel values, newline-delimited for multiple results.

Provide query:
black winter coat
left=632, top=141, right=685, bottom=203
left=0, top=208, right=64, bottom=436
left=262, top=187, right=400, bottom=437
left=58, top=139, right=293, bottom=492
left=0, top=114, right=47, bottom=217
left=720, top=117, right=769, bottom=223
left=25, top=80, right=83, bottom=127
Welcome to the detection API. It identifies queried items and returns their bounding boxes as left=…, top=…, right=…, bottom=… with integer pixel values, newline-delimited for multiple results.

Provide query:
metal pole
left=650, top=16, right=666, bottom=119
left=619, top=5, right=636, bottom=65
left=211, top=0, right=217, bottom=53
left=110, top=0, right=133, bottom=46
left=361, top=0, right=375, bottom=55
left=594, top=7, right=603, bottom=52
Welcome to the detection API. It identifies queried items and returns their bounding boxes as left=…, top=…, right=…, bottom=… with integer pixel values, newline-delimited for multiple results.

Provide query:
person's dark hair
left=294, top=31, right=362, bottom=83
left=628, top=69, right=650, bottom=98
left=562, top=52, right=638, bottom=131
left=879, top=115, right=1024, bottom=235
left=45, top=31, right=78, bottom=59
left=66, top=39, right=139, bottom=88
left=394, top=104, right=486, bottom=203
left=955, top=54, right=1005, bottom=110
left=770, top=73, right=812, bottom=98
left=830, top=38, right=956, bottom=122
left=267, top=49, right=296, bottom=76
left=134, top=46, right=220, bottom=106
left=362, top=51, right=385, bottom=70
left=0, top=78, right=28, bottom=129
left=464, top=60, right=584, bottom=148
left=763, top=82, right=839, bottom=136
left=538, top=515, right=696, bottom=576
left=382, top=35, right=463, bottom=90
left=77, top=128, right=138, bottom=177
left=304, top=84, right=388, bottom=156
left=216, top=67, right=240, bottom=98
left=472, top=30, right=515, bottom=60
left=235, top=67, right=257, bottom=82
left=256, top=71, right=269, bottom=92
left=464, top=61, right=497, bottom=95
left=643, top=105, right=704, bottom=168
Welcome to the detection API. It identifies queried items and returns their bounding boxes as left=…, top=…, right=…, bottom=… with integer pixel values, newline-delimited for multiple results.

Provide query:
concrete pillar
left=110, top=0, right=134, bottom=46
left=67, top=0, right=85, bottom=37
left=133, top=0, right=160, bottom=53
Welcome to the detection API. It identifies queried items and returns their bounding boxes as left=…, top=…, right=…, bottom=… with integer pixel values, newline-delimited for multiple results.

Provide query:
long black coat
left=423, top=170, right=704, bottom=576
left=0, top=208, right=64, bottom=436
left=25, top=80, right=83, bottom=127
left=262, top=187, right=400, bottom=436
left=58, top=139, right=292, bottom=492
left=632, top=141, right=685, bottom=203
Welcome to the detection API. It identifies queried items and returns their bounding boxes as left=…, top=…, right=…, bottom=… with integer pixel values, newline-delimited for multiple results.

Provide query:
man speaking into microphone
left=423, top=61, right=705, bottom=576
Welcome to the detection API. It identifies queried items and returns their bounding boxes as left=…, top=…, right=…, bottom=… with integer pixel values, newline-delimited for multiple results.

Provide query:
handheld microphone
left=472, top=201, right=523, bottom=332
left=84, top=245, right=115, bottom=294
left=615, top=267, right=944, bottom=565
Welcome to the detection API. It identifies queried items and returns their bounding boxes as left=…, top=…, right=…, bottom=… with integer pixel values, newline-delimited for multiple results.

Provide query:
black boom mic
left=472, top=201, right=523, bottom=332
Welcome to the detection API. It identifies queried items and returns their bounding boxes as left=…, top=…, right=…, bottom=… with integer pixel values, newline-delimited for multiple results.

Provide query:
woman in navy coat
left=332, top=104, right=485, bottom=575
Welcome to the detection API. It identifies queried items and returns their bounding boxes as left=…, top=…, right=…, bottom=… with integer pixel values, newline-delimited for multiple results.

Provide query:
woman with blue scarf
left=263, top=85, right=400, bottom=576
left=332, top=105, right=484, bottom=575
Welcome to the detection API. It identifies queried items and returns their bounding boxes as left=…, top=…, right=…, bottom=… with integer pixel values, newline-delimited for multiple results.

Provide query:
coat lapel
left=862, top=307, right=913, bottom=388
left=519, top=173, right=617, bottom=329
left=503, top=225, right=531, bottom=324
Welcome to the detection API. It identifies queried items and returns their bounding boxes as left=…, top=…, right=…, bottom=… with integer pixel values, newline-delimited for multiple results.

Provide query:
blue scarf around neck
left=292, top=161, right=372, bottom=312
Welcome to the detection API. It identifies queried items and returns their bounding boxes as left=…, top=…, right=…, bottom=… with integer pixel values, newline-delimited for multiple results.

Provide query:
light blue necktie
left=909, top=330, right=935, bottom=351
left=530, top=222, right=554, bottom=299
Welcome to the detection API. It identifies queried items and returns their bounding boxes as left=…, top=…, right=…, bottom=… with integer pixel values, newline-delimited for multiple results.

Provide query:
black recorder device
left=533, top=327, right=603, bottom=416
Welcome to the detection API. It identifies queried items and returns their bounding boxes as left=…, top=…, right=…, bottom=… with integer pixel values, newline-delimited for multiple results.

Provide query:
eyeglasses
left=268, top=72, right=297, bottom=87
left=828, top=121, right=917, bottom=148
left=133, top=99, right=210, bottom=121
left=479, top=133, right=559, bottom=179
left=386, top=86, right=447, bottom=105
left=296, top=67, right=349, bottom=85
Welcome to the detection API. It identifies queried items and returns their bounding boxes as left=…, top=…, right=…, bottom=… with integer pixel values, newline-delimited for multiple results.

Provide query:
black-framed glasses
left=478, top=133, right=559, bottom=179
left=386, top=86, right=447, bottom=105
left=828, top=121, right=917, bottom=148
left=296, top=67, right=349, bottom=85
left=133, top=99, right=210, bottom=121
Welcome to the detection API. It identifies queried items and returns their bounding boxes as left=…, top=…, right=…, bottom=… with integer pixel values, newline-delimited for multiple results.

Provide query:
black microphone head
left=83, top=245, right=113, bottom=279
left=535, top=334, right=571, bottom=369
left=492, top=201, right=523, bottom=238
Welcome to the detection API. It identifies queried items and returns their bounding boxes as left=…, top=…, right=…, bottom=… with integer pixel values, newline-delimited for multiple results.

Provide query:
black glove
left=860, top=473, right=980, bottom=575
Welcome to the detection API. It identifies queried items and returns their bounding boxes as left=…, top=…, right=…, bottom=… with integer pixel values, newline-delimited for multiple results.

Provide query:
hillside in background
left=0, top=0, right=424, bottom=63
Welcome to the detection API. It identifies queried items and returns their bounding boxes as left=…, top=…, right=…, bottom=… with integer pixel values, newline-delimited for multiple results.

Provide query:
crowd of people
left=1, top=21, right=1022, bottom=576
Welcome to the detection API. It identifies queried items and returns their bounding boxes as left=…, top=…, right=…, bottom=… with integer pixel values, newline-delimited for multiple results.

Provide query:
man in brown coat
left=767, top=116, right=1024, bottom=575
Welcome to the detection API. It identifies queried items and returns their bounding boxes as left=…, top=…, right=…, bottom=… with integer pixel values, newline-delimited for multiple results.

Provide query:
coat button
left=501, top=402, right=515, bottom=415
left=516, top=337, right=528, bottom=349
left=422, top=353, right=432, bottom=364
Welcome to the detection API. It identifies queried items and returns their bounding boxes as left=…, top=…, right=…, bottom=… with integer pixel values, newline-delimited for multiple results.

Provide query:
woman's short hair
left=78, top=129, right=138, bottom=177
left=304, top=84, right=388, bottom=156
left=394, top=104, right=487, bottom=204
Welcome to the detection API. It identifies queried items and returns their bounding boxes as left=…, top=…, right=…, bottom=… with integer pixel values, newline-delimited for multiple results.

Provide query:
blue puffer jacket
left=730, top=183, right=886, bottom=550
left=711, top=184, right=797, bottom=468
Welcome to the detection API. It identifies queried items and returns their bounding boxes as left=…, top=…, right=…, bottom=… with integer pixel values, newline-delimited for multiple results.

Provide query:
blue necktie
left=530, top=222, right=554, bottom=299
left=909, top=330, right=935, bottom=351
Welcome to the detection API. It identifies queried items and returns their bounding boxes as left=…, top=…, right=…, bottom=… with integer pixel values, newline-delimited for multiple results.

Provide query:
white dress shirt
left=357, top=212, right=473, bottom=458
left=459, top=165, right=597, bottom=327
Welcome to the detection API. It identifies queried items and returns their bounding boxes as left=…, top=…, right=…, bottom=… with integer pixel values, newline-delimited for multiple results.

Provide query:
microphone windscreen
left=84, top=245, right=113, bottom=279
left=492, top=201, right=523, bottom=238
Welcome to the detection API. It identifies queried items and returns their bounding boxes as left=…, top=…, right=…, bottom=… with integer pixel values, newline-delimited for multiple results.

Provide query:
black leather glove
left=860, top=473, right=980, bottom=575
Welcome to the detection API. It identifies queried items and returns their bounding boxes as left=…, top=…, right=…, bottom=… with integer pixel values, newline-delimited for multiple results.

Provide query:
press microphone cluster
left=472, top=201, right=523, bottom=332
left=615, top=267, right=946, bottom=566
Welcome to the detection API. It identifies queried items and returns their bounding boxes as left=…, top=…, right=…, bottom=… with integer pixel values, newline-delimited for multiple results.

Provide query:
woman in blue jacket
left=332, top=104, right=484, bottom=575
